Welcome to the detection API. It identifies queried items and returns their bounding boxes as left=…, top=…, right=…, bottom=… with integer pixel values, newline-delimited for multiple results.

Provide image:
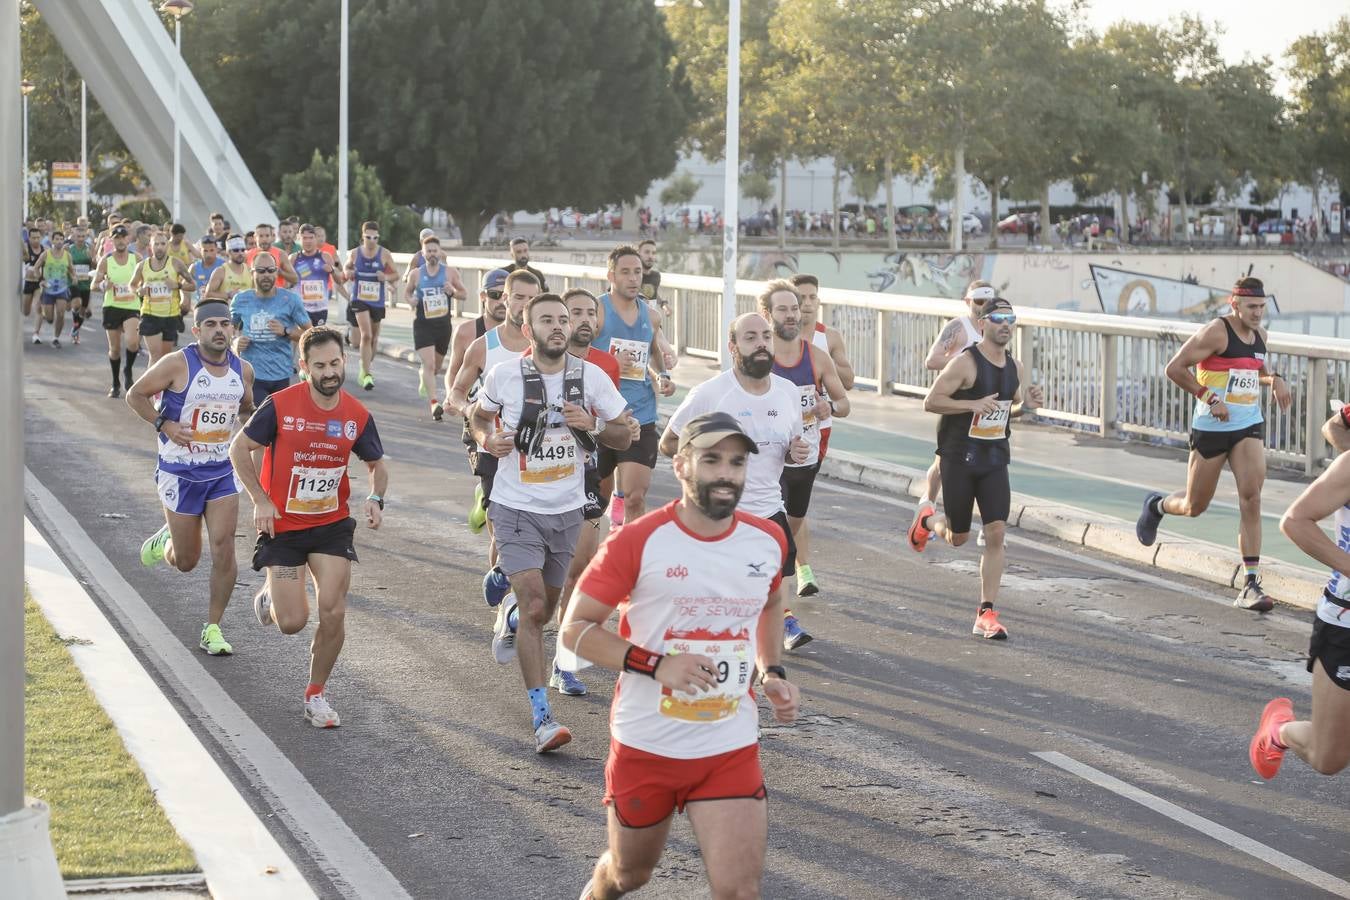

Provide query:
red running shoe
left=909, top=502, right=935, bottom=552
left=972, top=608, right=1008, bottom=640
left=1249, top=697, right=1294, bottom=780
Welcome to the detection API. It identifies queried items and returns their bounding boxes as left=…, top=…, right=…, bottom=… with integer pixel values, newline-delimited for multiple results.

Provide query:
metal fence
left=410, top=254, right=1350, bottom=474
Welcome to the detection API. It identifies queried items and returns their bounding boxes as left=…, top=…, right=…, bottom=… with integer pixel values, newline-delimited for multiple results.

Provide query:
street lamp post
left=719, top=0, right=740, bottom=372
left=160, top=0, right=193, bottom=224
left=80, top=80, right=88, bottom=217
left=20, top=79, right=33, bottom=220
left=338, top=0, right=349, bottom=259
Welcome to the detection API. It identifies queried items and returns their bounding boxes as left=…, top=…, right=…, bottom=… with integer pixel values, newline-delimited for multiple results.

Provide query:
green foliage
left=1285, top=18, right=1350, bottom=195
left=114, top=199, right=171, bottom=224
left=659, top=171, right=703, bottom=208
left=272, top=150, right=421, bottom=250
left=741, top=170, right=775, bottom=205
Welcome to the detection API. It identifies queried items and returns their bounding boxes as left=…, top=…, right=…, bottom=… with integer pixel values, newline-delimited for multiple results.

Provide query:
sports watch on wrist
left=154, top=413, right=169, bottom=432
left=762, top=665, right=787, bottom=681
left=367, top=494, right=384, bottom=510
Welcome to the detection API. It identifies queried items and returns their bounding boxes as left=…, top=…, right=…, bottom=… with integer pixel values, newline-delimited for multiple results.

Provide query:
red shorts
left=604, top=739, right=766, bottom=829
left=818, top=427, right=831, bottom=462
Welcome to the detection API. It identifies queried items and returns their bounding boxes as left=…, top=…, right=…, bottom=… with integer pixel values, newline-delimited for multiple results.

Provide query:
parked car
left=997, top=212, right=1038, bottom=235
left=939, top=211, right=984, bottom=235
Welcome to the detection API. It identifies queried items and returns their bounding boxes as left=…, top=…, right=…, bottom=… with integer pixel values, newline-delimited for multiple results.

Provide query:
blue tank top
left=772, top=339, right=822, bottom=467
left=592, top=292, right=655, bottom=424
left=191, top=258, right=224, bottom=294
left=413, top=264, right=449, bottom=323
left=351, top=246, right=386, bottom=308
left=157, top=345, right=245, bottom=480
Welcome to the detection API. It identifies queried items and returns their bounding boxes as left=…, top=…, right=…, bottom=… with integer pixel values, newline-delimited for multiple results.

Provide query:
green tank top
left=69, top=243, right=93, bottom=285
left=103, top=254, right=140, bottom=310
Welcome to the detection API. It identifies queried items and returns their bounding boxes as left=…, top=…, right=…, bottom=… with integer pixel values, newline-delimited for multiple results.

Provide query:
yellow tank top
left=219, top=263, right=253, bottom=298
left=140, top=259, right=179, bottom=317
left=167, top=240, right=192, bottom=268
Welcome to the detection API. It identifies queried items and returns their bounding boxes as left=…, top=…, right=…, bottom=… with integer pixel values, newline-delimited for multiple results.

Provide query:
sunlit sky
left=1076, top=0, right=1344, bottom=66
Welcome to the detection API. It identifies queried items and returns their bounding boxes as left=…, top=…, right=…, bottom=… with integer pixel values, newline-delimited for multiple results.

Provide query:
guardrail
left=409, top=254, right=1350, bottom=475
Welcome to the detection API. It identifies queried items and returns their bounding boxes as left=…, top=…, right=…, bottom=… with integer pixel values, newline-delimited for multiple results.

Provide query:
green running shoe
left=199, top=623, right=233, bottom=656
left=140, top=524, right=171, bottom=568
left=468, top=482, right=488, bottom=534
left=361, top=373, right=375, bottom=391
left=418, top=379, right=428, bottom=398
left=796, top=564, right=819, bottom=597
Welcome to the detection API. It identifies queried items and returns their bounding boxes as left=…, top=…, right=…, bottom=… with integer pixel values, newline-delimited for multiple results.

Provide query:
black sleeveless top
left=937, top=345, right=1020, bottom=464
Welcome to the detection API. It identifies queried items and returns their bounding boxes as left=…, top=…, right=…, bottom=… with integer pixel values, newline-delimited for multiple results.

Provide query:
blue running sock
left=528, top=688, right=551, bottom=729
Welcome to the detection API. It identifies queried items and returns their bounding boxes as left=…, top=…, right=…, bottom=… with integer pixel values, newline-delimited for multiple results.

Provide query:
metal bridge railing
left=407, top=254, right=1350, bottom=474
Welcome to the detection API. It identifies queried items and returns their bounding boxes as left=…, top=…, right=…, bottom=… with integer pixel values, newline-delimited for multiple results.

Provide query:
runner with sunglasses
left=204, top=236, right=256, bottom=302
left=229, top=254, right=311, bottom=406
left=909, top=299, right=1044, bottom=640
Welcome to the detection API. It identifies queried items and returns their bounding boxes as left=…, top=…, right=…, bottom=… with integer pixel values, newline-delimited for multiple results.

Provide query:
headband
left=1233, top=286, right=1266, bottom=298
left=195, top=301, right=231, bottom=324
left=226, top=238, right=246, bottom=252
left=965, top=285, right=996, bottom=302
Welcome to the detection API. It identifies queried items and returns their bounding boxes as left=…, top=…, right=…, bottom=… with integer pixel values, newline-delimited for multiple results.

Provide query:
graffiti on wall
left=738, top=250, right=999, bottom=298
left=1086, top=264, right=1278, bottom=318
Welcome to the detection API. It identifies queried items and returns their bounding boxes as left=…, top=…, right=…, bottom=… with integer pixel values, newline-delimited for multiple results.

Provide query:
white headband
left=965, top=286, right=996, bottom=302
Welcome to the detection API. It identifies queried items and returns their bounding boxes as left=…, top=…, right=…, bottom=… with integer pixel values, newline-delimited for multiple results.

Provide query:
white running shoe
left=253, top=588, right=273, bottom=626
left=977, top=529, right=986, bottom=547
left=534, top=717, right=571, bottom=753
left=492, top=596, right=518, bottom=664
left=304, top=693, right=340, bottom=728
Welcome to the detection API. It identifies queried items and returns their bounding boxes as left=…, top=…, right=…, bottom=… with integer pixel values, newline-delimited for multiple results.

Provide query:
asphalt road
left=21, top=333, right=1350, bottom=900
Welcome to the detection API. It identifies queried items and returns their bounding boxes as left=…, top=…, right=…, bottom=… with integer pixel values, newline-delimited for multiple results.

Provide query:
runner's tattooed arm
left=925, top=317, right=967, bottom=371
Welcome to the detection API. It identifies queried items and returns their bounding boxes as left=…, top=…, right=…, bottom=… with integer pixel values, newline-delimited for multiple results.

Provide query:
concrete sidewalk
left=367, top=303, right=1329, bottom=610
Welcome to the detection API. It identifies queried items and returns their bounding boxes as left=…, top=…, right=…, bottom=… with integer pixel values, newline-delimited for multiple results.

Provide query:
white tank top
left=811, top=323, right=832, bottom=431
left=1321, top=504, right=1350, bottom=627
left=957, top=316, right=982, bottom=350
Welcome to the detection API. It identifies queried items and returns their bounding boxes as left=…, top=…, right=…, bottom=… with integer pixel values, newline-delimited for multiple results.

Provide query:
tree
left=741, top=169, right=774, bottom=207
left=1286, top=18, right=1350, bottom=229
left=184, top=0, right=692, bottom=243
left=659, top=171, right=702, bottom=208
left=273, top=150, right=421, bottom=249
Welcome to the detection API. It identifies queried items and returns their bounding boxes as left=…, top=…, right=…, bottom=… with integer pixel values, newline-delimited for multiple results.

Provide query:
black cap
left=678, top=412, right=759, bottom=454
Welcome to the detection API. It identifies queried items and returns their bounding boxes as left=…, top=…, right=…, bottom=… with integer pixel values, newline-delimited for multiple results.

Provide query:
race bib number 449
left=285, top=465, right=343, bottom=515
left=520, top=431, right=577, bottom=484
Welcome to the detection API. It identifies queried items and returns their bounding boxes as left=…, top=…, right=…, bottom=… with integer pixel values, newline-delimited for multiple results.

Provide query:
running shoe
left=31, top=334, right=41, bottom=345
left=550, top=664, right=588, bottom=696
left=107, top=386, right=120, bottom=399
left=431, top=401, right=444, bottom=422
left=579, top=879, right=595, bottom=900
left=976, top=528, right=986, bottom=547
left=71, top=322, right=80, bottom=344
left=304, top=693, right=341, bottom=728
left=1249, top=697, right=1294, bottom=779
left=468, top=483, right=488, bottom=534
left=483, top=565, right=510, bottom=607
left=1235, top=579, right=1276, bottom=612
left=783, top=615, right=813, bottom=651
left=51, top=338, right=60, bottom=348
left=492, top=597, right=518, bottom=664
left=908, top=502, right=935, bottom=553
left=253, top=588, right=273, bottom=626
left=609, top=494, right=625, bottom=528
left=796, top=564, right=819, bottom=597
left=418, top=380, right=428, bottom=398
left=1136, top=492, right=1165, bottom=546
left=972, top=608, right=1009, bottom=640
left=139, top=524, right=171, bottom=568
left=534, top=716, right=572, bottom=753
left=361, top=373, right=374, bottom=391
left=198, top=623, right=233, bottom=656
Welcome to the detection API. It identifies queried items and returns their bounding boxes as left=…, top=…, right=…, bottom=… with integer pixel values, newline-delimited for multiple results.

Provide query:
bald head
left=729, top=313, right=774, bottom=379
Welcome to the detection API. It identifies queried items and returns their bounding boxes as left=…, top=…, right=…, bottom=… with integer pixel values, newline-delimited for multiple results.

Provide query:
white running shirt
left=577, top=501, right=787, bottom=758
left=666, top=369, right=803, bottom=518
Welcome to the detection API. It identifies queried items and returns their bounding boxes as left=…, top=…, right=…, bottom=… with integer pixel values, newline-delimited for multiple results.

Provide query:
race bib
left=658, top=633, right=753, bottom=724
left=284, top=465, right=343, bottom=515
left=609, top=337, right=650, bottom=382
left=799, top=385, right=820, bottom=428
left=421, top=287, right=448, bottom=319
left=300, top=279, right=327, bottom=310
left=1225, top=369, right=1260, bottom=406
left=969, top=400, right=1012, bottom=440
left=145, top=281, right=175, bottom=315
left=112, top=282, right=135, bottom=303
left=519, top=430, right=578, bottom=484
left=73, top=264, right=91, bottom=279
left=356, top=279, right=380, bottom=302
left=185, top=402, right=237, bottom=447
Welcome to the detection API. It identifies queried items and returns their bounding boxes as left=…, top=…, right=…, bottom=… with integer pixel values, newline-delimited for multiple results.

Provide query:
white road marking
left=1033, top=750, right=1350, bottom=899
left=25, top=519, right=315, bottom=900
left=25, top=471, right=413, bottom=900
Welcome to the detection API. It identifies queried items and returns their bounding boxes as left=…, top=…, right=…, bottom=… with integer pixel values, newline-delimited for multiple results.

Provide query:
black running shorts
left=582, top=465, right=604, bottom=521
left=598, top=422, right=659, bottom=478
left=102, top=307, right=141, bottom=330
left=780, top=463, right=821, bottom=519
left=768, top=510, right=798, bottom=578
left=939, top=456, right=1011, bottom=535
left=413, top=318, right=452, bottom=355
left=138, top=313, right=180, bottom=340
left=350, top=300, right=386, bottom=323
left=1309, top=615, right=1350, bottom=692
left=252, top=516, right=358, bottom=570
left=1190, top=423, right=1265, bottom=460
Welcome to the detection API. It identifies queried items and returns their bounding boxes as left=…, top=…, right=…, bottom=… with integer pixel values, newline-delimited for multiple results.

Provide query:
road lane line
left=1032, top=750, right=1350, bottom=898
left=24, top=470, right=413, bottom=900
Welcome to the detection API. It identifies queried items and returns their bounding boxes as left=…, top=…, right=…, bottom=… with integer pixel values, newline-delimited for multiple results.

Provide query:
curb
left=819, top=447, right=1326, bottom=613
left=372, top=337, right=1327, bottom=613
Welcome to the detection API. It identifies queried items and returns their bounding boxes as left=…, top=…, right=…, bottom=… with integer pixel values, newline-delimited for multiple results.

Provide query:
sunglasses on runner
left=982, top=312, right=1016, bottom=325
left=362, top=234, right=379, bottom=242
left=254, top=266, right=278, bottom=274
left=486, top=289, right=504, bottom=300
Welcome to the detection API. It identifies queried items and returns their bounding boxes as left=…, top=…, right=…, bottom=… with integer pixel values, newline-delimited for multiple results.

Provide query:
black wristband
left=623, top=645, right=663, bottom=679
left=762, top=665, right=787, bottom=681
